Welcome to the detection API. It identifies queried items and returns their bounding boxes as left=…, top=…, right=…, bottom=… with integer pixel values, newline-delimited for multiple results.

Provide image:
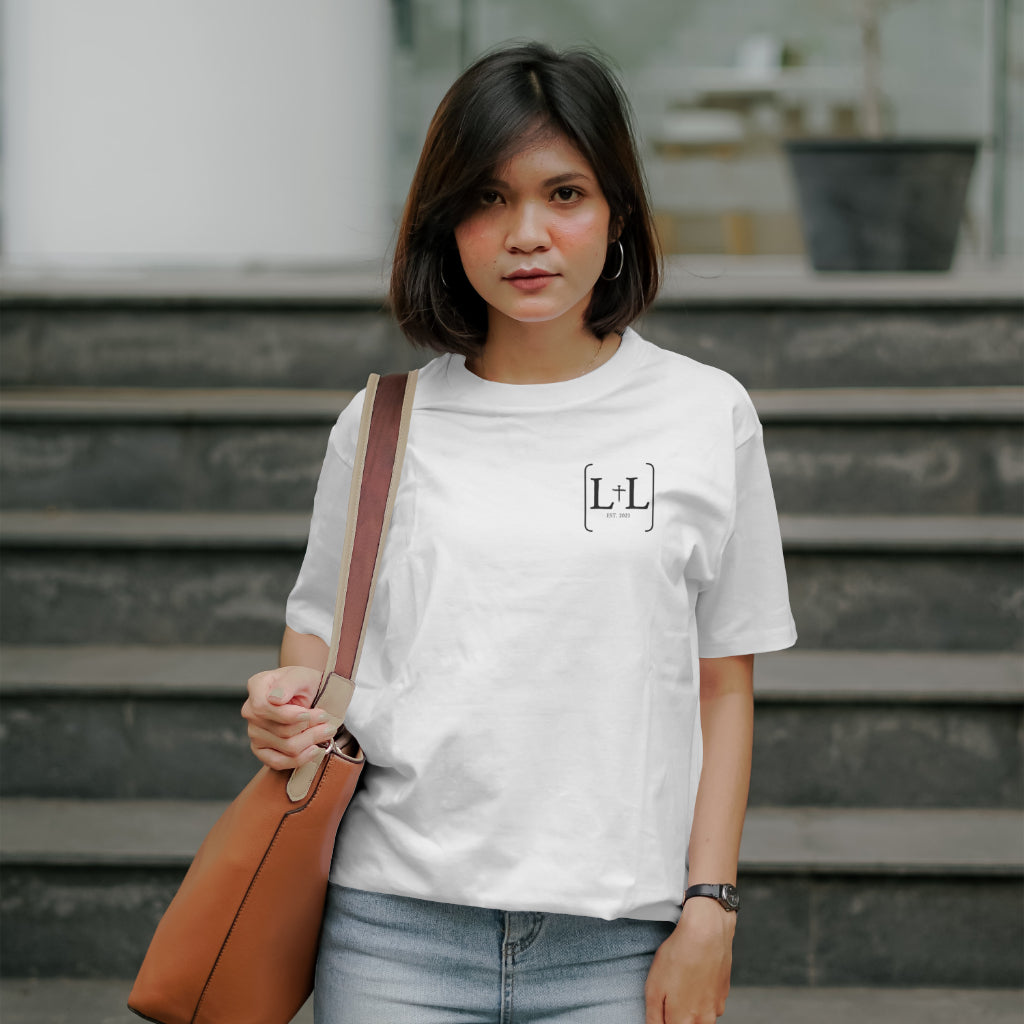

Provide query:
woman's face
left=454, top=132, right=614, bottom=335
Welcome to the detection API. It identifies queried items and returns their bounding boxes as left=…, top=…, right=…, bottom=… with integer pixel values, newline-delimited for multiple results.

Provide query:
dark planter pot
left=783, top=138, right=979, bottom=272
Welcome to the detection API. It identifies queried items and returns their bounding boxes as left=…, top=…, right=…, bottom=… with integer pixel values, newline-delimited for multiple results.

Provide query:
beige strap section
left=284, top=675, right=355, bottom=800
left=286, top=744, right=328, bottom=800
left=314, top=673, right=357, bottom=722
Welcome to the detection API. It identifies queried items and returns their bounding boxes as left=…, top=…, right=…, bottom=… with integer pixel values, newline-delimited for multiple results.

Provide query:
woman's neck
left=468, top=319, right=620, bottom=385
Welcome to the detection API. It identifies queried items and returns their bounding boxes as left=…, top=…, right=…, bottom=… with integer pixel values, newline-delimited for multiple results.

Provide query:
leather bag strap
left=287, top=369, right=417, bottom=800
left=330, top=371, right=416, bottom=683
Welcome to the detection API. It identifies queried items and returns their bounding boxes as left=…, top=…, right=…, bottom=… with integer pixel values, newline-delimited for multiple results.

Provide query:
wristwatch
left=683, top=883, right=740, bottom=912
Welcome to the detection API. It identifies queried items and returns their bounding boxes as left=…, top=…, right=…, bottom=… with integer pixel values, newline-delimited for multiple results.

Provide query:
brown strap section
left=334, top=373, right=409, bottom=680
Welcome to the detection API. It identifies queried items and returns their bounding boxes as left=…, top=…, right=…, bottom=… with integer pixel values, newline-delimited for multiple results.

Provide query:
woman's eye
left=479, top=190, right=503, bottom=206
left=553, top=186, right=581, bottom=202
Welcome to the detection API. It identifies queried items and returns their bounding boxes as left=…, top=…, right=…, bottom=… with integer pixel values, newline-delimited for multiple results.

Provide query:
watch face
left=722, top=885, right=740, bottom=910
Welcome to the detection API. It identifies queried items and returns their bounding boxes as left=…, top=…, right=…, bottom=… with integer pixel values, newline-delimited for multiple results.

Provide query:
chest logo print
left=583, top=463, right=655, bottom=533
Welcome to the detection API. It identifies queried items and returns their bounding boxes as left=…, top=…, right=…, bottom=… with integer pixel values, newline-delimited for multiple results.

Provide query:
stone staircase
left=1, top=265, right=1022, bottom=1021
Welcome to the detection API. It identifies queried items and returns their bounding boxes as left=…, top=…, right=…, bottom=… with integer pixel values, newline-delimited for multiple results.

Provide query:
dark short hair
left=390, top=42, right=661, bottom=356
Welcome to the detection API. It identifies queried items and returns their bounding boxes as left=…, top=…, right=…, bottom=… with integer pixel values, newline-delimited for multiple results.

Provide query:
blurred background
left=0, top=0, right=1021, bottom=268
left=0, top=2, right=1021, bottom=1023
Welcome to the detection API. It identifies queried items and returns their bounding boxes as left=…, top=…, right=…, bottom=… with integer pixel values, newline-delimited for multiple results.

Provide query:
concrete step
left=1, top=548, right=1020, bottom=649
left=1, top=981, right=1023, bottom=1024
left=766, top=420, right=1023, bottom=515
left=6, top=384, right=1021, bottom=422
left=4, top=981, right=1022, bottom=1024
left=3, top=268, right=1021, bottom=389
left=643, top=305, right=1024, bottom=389
left=3, top=510, right=1021, bottom=552
left=0, top=414, right=335, bottom=513
left=1, top=801, right=1020, bottom=985
left=0, top=305, right=415, bottom=390
left=2, top=796, right=1019, bottom=875
left=5, top=645, right=1020, bottom=701
left=3, top=387, right=1020, bottom=514
left=2, top=647, right=1020, bottom=806
left=1, top=513, right=1020, bottom=648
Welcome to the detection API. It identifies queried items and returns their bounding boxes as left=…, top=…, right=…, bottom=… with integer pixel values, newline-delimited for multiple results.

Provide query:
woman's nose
left=505, top=202, right=550, bottom=252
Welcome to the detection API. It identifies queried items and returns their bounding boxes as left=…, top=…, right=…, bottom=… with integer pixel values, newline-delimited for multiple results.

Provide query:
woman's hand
left=241, top=665, right=336, bottom=771
left=644, top=897, right=735, bottom=1023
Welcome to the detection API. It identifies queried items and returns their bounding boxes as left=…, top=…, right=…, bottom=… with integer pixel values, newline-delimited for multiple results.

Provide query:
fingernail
left=269, top=688, right=284, bottom=701
left=316, top=712, right=331, bottom=724
left=298, top=712, right=311, bottom=725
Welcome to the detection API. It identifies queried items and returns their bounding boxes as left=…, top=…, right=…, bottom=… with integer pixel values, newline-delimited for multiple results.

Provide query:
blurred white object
left=660, top=110, right=746, bottom=146
left=3, top=0, right=392, bottom=269
left=736, top=35, right=784, bottom=78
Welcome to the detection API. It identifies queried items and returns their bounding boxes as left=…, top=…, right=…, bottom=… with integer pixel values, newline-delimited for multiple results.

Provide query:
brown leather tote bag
left=128, top=370, right=417, bottom=1024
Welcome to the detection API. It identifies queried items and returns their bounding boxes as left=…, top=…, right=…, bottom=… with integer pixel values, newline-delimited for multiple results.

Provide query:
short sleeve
left=694, top=425, right=798, bottom=658
left=284, top=396, right=364, bottom=644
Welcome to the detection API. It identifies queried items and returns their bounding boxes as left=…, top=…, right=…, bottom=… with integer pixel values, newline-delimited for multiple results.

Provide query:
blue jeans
left=314, top=884, right=674, bottom=1023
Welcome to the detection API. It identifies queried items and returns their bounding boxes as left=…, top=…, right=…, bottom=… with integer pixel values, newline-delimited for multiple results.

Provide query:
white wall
left=1, top=0, right=391, bottom=268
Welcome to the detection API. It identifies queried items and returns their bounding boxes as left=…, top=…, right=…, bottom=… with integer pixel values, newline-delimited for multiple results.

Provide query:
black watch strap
left=684, top=883, right=740, bottom=912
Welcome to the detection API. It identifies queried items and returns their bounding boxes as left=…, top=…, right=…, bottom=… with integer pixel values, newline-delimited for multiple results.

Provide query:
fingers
left=656, top=987, right=727, bottom=1023
left=243, top=701, right=330, bottom=737
left=247, top=718, right=340, bottom=771
left=249, top=742, right=320, bottom=772
left=242, top=663, right=339, bottom=770
left=645, top=934, right=731, bottom=1022
left=244, top=665, right=324, bottom=726
left=248, top=718, right=337, bottom=756
left=715, top=974, right=730, bottom=1017
left=248, top=665, right=322, bottom=706
left=643, top=987, right=663, bottom=1024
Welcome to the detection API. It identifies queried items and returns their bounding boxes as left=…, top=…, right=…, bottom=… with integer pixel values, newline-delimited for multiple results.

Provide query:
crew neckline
left=443, top=327, right=641, bottom=409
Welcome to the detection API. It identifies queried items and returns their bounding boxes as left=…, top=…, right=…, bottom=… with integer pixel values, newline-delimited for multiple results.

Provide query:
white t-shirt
left=286, top=327, right=797, bottom=923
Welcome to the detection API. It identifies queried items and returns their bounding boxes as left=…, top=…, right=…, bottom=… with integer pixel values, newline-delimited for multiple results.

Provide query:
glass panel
left=389, top=0, right=1017, bottom=258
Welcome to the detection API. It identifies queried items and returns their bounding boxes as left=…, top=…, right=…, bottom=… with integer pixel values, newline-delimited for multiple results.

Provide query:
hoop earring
left=601, top=239, right=625, bottom=281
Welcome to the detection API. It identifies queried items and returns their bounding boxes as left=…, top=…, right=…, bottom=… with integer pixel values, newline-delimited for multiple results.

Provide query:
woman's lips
left=505, top=271, right=557, bottom=292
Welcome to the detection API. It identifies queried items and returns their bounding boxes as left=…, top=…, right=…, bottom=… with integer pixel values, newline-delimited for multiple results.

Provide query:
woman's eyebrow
left=480, top=170, right=594, bottom=189
left=542, top=171, right=592, bottom=187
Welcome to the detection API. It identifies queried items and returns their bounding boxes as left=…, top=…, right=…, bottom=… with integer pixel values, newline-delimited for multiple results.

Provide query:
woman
left=243, top=43, right=796, bottom=1024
